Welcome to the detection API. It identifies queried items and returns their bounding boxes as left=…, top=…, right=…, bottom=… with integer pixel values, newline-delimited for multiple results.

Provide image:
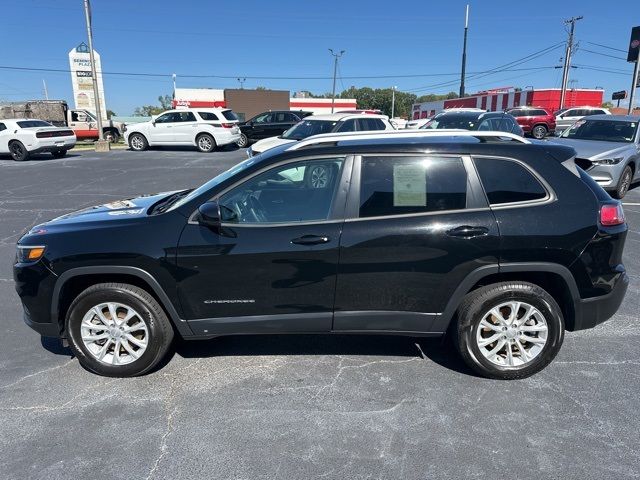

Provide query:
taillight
left=600, top=203, right=625, bottom=226
left=221, top=123, right=234, bottom=128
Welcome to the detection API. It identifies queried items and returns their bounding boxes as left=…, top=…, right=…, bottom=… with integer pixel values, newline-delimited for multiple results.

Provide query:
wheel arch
left=437, top=263, right=580, bottom=332
left=52, top=266, right=192, bottom=338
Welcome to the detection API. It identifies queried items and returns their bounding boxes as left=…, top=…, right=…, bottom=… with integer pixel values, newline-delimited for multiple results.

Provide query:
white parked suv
left=0, top=119, right=76, bottom=161
left=554, top=106, right=611, bottom=134
left=125, top=108, right=241, bottom=152
left=248, top=113, right=394, bottom=156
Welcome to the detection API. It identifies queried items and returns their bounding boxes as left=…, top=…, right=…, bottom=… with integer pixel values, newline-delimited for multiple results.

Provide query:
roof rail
left=287, top=129, right=531, bottom=151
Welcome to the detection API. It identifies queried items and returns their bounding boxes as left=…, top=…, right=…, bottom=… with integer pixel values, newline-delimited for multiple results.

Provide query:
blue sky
left=1, top=0, right=637, bottom=115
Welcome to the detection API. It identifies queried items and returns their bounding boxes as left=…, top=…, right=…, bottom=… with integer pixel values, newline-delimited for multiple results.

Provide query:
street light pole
left=459, top=4, right=469, bottom=98
left=559, top=16, right=583, bottom=110
left=83, top=0, right=105, bottom=143
left=329, top=49, right=345, bottom=113
left=391, top=86, right=396, bottom=118
left=628, top=58, right=640, bottom=115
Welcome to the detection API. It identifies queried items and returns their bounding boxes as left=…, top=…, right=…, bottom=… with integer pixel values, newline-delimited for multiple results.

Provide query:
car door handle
left=291, top=235, right=330, bottom=245
left=446, top=226, right=490, bottom=238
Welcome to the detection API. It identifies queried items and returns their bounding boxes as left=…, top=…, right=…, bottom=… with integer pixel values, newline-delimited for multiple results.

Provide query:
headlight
left=592, top=157, right=623, bottom=165
left=16, top=245, right=46, bottom=263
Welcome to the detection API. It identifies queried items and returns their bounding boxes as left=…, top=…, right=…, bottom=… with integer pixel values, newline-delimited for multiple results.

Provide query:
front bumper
left=573, top=271, right=629, bottom=330
left=14, top=259, right=61, bottom=337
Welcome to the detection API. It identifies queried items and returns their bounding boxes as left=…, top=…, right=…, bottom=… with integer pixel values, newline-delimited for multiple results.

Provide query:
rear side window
left=359, top=156, right=468, bottom=218
left=336, top=119, right=358, bottom=132
left=0, top=123, right=6, bottom=132
left=199, top=112, right=219, bottom=121
left=475, top=158, right=547, bottom=205
left=222, top=110, right=239, bottom=121
left=357, top=118, right=386, bottom=131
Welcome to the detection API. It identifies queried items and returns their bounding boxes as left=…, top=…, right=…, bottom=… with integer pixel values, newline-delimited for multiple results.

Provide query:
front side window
left=252, top=113, right=272, bottom=124
left=475, top=158, right=547, bottom=205
left=155, top=112, right=178, bottom=123
left=359, top=156, right=468, bottom=218
left=218, top=158, right=345, bottom=224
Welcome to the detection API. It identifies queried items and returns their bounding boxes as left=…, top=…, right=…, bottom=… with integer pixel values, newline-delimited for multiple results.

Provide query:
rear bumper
left=573, top=271, right=629, bottom=330
left=28, top=138, right=76, bottom=153
left=214, top=130, right=241, bottom=146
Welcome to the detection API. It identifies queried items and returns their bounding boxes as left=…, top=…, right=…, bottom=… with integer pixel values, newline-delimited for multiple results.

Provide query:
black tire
left=196, top=133, right=216, bottom=153
left=611, top=165, right=633, bottom=199
left=65, top=283, right=174, bottom=377
left=128, top=133, right=148, bottom=151
left=455, top=282, right=564, bottom=380
left=236, top=133, right=249, bottom=148
left=9, top=141, right=29, bottom=161
left=531, top=124, right=548, bottom=139
left=51, top=149, right=67, bottom=159
left=104, top=130, right=120, bottom=143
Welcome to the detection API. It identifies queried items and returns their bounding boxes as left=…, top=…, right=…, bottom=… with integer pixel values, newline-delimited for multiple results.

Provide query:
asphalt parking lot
left=0, top=147, right=639, bottom=480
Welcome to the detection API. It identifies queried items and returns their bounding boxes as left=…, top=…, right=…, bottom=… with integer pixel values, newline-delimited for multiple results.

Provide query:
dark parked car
left=422, top=110, right=524, bottom=136
left=506, top=107, right=556, bottom=139
left=237, top=110, right=312, bottom=147
left=15, top=131, right=628, bottom=379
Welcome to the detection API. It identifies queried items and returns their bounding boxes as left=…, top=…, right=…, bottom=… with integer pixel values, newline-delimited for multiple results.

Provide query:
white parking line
left=622, top=203, right=640, bottom=206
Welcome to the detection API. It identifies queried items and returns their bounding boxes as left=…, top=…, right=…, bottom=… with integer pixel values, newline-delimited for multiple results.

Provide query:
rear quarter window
left=474, top=158, right=547, bottom=205
left=222, top=110, right=239, bottom=121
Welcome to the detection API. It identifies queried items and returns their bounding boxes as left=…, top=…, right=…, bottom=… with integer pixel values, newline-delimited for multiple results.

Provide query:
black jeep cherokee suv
left=14, top=132, right=629, bottom=379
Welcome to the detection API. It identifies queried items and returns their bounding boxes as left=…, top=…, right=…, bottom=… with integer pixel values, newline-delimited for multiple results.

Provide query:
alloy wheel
left=310, top=165, right=329, bottom=188
left=198, top=135, right=213, bottom=152
left=476, top=301, right=548, bottom=367
left=237, top=134, right=248, bottom=148
left=532, top=126, right=547, bottom=139
left=80, top=302, right=149, bottom=366
left=620, top=169, right=632, bottom=197
left=130, top=135, right=144, bottom=150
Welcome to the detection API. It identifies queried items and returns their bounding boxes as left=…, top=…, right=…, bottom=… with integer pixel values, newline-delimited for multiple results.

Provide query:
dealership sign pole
left=82, top=0, right=105, bottom=143
left=627, top=26, right=640, bottom=115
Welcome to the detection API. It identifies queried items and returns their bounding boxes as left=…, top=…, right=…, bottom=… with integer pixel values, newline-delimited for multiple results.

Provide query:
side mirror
left=196, top=201, right=221, bottom=228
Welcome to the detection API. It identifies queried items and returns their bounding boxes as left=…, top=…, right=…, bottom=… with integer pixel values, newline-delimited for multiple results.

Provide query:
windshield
left=422, top=116, right=478, bottom=130
left=281, top=120, right=338, bottom=140
left=166, top=156, right=260, bottom=212
left=560, top=119, right=638, bottom=143
left=17, top=120, right=52, bottom=128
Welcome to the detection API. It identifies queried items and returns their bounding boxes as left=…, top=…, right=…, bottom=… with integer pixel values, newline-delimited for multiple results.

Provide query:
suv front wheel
left=66, top=283, right=174, bottom=377
left=455, top=282, right=564, bottom=380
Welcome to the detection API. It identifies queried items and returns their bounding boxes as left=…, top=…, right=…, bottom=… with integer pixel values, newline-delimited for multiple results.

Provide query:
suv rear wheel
left=531, top=124, right=548, bottom=139
left=455, top=282, right=564, bottom=380
left=66, top=283, right=174, bottom=377
left=196, top=133, right=216, bottom=153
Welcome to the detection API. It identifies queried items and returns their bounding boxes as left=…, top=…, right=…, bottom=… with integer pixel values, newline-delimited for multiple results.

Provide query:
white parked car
left=0, top=119, right=76, bottom=161
left=124, top=108, right=241, bottom=152
left=249, top=113, right=394, bottom=156
left=554, top=106, right=611, bottom=134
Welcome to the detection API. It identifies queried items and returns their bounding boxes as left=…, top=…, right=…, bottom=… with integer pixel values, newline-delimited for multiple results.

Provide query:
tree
left=338, top=87, right=417, bottom=118
left=106, top=109, right=116, bottom=119
left=133, top=95, right=172, bottom=116
left=601, top=101, right=614, bottom=109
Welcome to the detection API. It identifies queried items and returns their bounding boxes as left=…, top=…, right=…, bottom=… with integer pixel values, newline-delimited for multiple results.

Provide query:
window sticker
left=393, top=164, right=426, bottom=206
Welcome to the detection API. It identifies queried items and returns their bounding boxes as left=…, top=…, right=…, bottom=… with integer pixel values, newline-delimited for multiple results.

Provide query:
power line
left=579, top=48, right=626, bottom=61
left=585, top=41, right=627, bottom=53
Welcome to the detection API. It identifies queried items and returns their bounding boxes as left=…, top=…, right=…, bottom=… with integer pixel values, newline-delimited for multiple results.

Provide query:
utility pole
left=459, top=4, right=469, bottom=98
left=172, top=73, right=177, bottom=97
left=559, top=16, right=583, bottom=110
left=237, top=77, right=246, bottom=89
left=82, top=0, right=107, bottom=148
left=329, top=49, right=345, bottom=113
left=391, top=86, right=396, bottom=118
left=42, top=79, right=49, bottom=100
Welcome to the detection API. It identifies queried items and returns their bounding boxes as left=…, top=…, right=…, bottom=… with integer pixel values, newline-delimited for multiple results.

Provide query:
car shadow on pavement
left=174, top=334, right=478, bottom=377
left=0, top=153, right=83, bottom=162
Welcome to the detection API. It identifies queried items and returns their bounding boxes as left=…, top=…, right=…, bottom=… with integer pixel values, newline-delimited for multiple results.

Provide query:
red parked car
left=506, top=107, right=556, bottom=139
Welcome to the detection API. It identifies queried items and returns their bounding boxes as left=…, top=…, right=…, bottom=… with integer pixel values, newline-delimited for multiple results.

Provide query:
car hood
left=548, top=138, right=634, bottom=160
left=30, top=191, right=179, bottom=231
left=251, top=135, right=296, bottom=153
